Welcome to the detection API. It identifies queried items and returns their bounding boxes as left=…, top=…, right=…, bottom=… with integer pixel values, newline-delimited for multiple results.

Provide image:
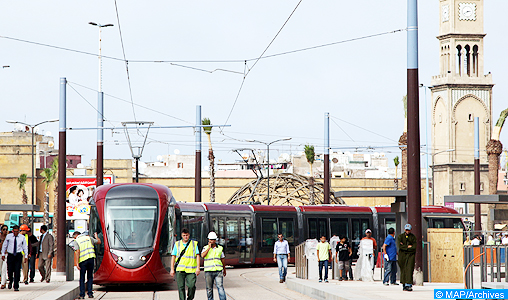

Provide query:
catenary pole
left=97, top=92, right=104, bottom=187
left=57, top=77, right=67, bottom=273
left=195, top=105, right=202, bottom=202
left=406, top=0, right=423, bottom=285
left=474, top=117, right=482, bottom=232
left=324, top=113, right=330, bottom=204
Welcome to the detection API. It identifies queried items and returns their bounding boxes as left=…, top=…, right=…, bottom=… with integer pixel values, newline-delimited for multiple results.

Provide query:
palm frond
left=304, top=145, right=315, bottom=165
left=202, top=118, right=212, bottom=135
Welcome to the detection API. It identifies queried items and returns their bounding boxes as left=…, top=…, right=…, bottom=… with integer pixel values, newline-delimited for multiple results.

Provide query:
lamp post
left=246, top=138, right=292, bottom=205
left=6, top=119, right=58, bottom=229
left=89, top=22, right=113, bottom=188
left=431, top=149, right=455, bottom=205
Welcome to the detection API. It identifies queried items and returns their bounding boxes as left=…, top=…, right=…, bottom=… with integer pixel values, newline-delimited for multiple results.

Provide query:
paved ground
left=0, top=272, right=79, bottom=300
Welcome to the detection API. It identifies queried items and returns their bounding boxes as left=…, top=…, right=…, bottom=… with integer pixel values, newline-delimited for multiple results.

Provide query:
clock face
left=459, top=3, right=476, bottom=21
left=442, top=4, right=450, bottom=22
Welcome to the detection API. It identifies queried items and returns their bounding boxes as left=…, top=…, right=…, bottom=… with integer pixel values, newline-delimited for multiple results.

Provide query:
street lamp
left=6, top=119, right=58, bottom=229
left=430, top=149, right=455, bottom=205
left=89, top=22, right=114, bottom=92
left=246, top=138, right=292, bottom=205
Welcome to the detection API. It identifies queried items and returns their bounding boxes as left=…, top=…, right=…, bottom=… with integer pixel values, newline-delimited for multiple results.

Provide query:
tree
left=50, top=158, right=59, bottom=242
left=41, top=166, right=56, bottom=225
left=486, top=108, right=508, bottom=230
left=202, top=118, right=215, bottom=202
left=17, top=174, right=29, bottom=225
left=393, top=156, right=400, bottom=190
left=399, top=95, right=408, bottom=190
left=304, top=145, right=316, bottom=204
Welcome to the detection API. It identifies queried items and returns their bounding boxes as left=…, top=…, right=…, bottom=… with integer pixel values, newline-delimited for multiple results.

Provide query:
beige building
left=430, top=0, right=492, bottom=226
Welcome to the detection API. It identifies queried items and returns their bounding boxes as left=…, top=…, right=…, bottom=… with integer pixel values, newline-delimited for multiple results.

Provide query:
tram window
left=159, top=211, right=170, bottom=254
left=330, top=219, right=348, bottom=240
left=226, top=219, right=238, bottom=248
left=453, top=219, right=464, bottom=229
left=385, top=220, right=396, bottom=234
left=279, top=218, right=294, bottom=245
left=432, top=219, right=445, bottom=228
left=212, top=217, right=225, bottom=247
left=89, top=205, right=104, bottom=272
left=182, top=215, right=204, bottom=248
left=352, top=219, right=369, bottom=249
left=262, top=218, right=277, bottom=247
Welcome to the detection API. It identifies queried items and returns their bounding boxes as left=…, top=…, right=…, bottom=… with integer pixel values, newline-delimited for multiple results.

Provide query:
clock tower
left=430, top=0, right=493, bottom=215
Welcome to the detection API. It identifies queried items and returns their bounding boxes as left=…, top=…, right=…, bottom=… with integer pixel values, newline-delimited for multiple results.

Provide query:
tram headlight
left=118, top=256, right=123, bottom=262
left=140, top=256, right=146, bottom=261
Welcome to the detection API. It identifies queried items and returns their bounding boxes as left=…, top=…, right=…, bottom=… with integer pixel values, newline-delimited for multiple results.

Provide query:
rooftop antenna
left=122, top=121, right=154, bottom=182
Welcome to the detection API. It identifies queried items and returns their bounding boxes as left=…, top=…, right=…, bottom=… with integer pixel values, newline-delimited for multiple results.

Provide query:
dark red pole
left=57, top=77, right=67, bottom=273
left=195, top=105, right=202, bottom=202
left=324, top=112, right=330, bottom=204
left=474, top=117, right=482, bottom=232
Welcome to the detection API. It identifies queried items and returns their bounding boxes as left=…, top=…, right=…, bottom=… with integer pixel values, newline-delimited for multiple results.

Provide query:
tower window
left=456, top=45, right=462, bottom=76
left=480, top=182, right=484, bottom=191
left=459, top=182, right=466, bottom=191
left=465, top=45, right=471, bottom=76
left=473, top=45, right=479, bottom=77
left=468, top=113, right=474, bottom=122
left=177, top=163, right=184, bottom=168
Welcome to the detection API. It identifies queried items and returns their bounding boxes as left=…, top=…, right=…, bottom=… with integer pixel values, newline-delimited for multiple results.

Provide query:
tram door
left=351, top=218, right=370, bottom=258
left=239, top=217, right=253, bottom=264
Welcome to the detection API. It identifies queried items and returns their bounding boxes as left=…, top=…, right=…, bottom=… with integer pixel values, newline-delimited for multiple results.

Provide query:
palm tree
left=486, top=108, right=508, bottom=230
left=304, top=145, right=315, bottom=204
left=50, top=158, right=59, bottom=242
left=202, top=118, right=215, bottom=202
left=17, top=174, right=29, bottom=225
left=41, top=167, right=56, bottom=225
left=393, top=156, right=400, bottom=190
left=399, top=95, right=408, bottom=190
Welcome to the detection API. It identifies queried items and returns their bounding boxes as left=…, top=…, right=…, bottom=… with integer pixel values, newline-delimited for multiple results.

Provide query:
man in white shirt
left=471, top=236, right=481, bottom=246
left=501, top=234, right=508, bottom=245
left=273, top=233, right=290, bottom=283
left=1, top=225, right=28, bottom=291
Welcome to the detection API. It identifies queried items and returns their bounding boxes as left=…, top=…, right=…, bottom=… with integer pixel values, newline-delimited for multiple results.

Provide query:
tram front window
left=106, top=198, right=158, bottom=250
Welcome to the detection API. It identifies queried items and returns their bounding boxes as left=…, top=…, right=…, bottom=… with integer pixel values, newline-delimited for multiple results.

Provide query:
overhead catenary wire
left=330, top=115, right=398, bottom=143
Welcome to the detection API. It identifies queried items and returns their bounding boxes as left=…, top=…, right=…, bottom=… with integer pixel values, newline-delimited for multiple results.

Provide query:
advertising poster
left=66, top=176, right=114, bottom=220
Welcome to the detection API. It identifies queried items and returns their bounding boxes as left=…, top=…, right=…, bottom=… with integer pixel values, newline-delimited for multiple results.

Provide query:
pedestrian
left=19, top=224, right=32, bottom=285
left=471, top=235, right=480, bottom=245
left=0, top=224, right=8, bottom=289
left=37, top=224, right=54, bottom=283
left=273, top=233, right=290, bottom=283
left=26, top=227, right=38, bottom=283
left=201, top=232, right=226, bottom=300
left=397, top=224, right=416, bottom=291
left=170, top=228, right=200, bottom=300
left=1, top=225, right=28, bottom=291
left=502, top=234, right=508, bottom=245
left=362, top=229, right=377, bottom=271
left=335, top=236, right=352, bottom=281
left=73, top=231, right=101, bottom=299
left=382, top=228, right=398, bottom=286
left=316, top=235, right=331, bottom=283
left=486, top=235, right=495, bottom=245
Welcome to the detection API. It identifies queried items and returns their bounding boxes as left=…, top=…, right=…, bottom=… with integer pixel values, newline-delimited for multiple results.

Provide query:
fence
left=464, top=245, right=508, bottom=289
left=295, top=242, right=308, bottom=279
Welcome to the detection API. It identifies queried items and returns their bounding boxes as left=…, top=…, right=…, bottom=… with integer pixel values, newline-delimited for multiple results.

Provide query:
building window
left=459, top=182, right=466, bottom=191
left=468, top=113, right=474, bottom=122
left=177, top=163, right=183, bottom=168
left=480, top=182, right=484, bottom=191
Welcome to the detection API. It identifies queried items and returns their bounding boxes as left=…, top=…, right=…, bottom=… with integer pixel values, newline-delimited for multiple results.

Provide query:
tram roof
left=374, top=205, right=459, bottom=214
left=299, top=205, right=372, bottom=213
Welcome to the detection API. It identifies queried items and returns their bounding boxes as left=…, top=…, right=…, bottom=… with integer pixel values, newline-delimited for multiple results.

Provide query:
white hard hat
left=208, top=232, right=218, bottom=240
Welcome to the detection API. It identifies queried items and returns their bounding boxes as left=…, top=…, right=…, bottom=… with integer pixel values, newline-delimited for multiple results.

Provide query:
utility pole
left=57, top=77, right=67, bottom=273
left=89, top=22, right=113, bottom=188
left=474, top=117, right=482, bottom=232
left=324, top=113, right=330, bottom=204
left=195, top=105, right=202, bottom=202
left=406, top=0, right=423, bottom=285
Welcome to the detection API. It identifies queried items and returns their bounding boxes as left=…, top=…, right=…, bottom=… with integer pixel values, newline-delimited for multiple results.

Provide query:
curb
left=33, top=281, right=80, bottom=300
left=286, top=278, right=346, bottom=300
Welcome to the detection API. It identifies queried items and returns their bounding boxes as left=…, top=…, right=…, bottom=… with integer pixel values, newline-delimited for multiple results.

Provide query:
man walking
left=38, top=225, right=54, bottom=283
left=19, top=224, right=32, bottom=285
left=0, top=225, right=8, bottom=289
left=382, top=228, right=398, bottom=286
left=1, top=225, right=28, bottom=291
left=170, top=228, right=200, bottom=300
left=73, top=231, right=101, bottom=299
left=397, top=224, right=416, bottom=291
left=273, top=233, right=290, bottom=283
left=316, top=235, right=332, bottom=283
left=27, top=227, right=38, bottom=283
left=201, top=232, right=226, bottom=300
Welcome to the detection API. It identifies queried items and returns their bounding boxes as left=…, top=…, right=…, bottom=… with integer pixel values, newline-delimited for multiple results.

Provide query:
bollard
left=66, top=244, right=74, bottom=281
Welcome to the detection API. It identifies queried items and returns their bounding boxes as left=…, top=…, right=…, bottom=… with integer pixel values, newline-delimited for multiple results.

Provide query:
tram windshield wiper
left=113, top=230, right=129, bottom=250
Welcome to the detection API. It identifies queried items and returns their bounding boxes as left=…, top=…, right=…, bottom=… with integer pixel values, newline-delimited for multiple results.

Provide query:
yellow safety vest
left=76, top=235, right=95, bottom=263
left=203, top=245, right=223, bottom=272
left=22, top=234, right=28, bottom=256
left=175, top=240, right=198, bottom=273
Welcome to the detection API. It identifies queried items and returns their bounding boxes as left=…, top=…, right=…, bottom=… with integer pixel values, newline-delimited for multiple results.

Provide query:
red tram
left=88, top=183, right=463, bottom=284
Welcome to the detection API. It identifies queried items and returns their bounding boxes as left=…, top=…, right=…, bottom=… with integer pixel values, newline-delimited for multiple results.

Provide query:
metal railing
left=464, top=245, right=508, bottom=289
left=295, top=242, right=308, bottom=279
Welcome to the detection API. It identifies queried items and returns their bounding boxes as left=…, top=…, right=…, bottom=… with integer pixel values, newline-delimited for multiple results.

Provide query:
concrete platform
left=0, top=269, right=80, bottom=300
left=286, top=274, right=464, bottom=300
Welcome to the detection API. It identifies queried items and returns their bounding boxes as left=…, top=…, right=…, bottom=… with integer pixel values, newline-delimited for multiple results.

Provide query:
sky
left=1, top=1, right=507, bottom=168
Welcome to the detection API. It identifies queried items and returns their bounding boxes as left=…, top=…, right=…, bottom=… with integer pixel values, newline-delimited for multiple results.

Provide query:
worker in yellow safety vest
left=73, top=231, right=101, bottom=299
left=201, top=231, right=226, bottom=300
left=170, top=228, right=200, bottom=300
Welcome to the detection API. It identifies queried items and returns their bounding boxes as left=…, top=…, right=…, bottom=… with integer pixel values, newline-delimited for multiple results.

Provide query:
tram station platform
left=0, top=271, right=80, bottom=300
left=286, top=268, right=464, bottom=300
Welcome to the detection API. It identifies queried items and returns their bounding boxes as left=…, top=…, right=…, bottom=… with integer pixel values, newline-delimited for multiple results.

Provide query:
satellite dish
left=48, top=141, right=55, bottom=148
left=45, top=131, right=52, bottom=137
left=156, top=155, right=162, bottom=161
left=174, top=149, right=180, bottom=155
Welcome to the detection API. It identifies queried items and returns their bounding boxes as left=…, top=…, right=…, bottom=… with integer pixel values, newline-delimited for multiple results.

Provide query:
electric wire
left=114, top=0, right=137, bottom=122
left=67, top=82, right=116, bottom=129
left=222, top=61, right=247, bottom=130
left=330, top=115, right=398, bottom=143
left=330, top=118, right=357, bottom=145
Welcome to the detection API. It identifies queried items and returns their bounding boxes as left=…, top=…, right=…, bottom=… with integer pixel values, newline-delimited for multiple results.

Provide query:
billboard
left=66, top=175, right=114, bottom=220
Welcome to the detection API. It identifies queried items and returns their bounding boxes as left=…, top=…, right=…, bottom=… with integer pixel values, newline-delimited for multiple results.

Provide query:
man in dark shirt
left=26, top=228, right=38, bottom=283
left=335, top=237, right=352, bottom=281
left=397, top=224, right=417, bottom=291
